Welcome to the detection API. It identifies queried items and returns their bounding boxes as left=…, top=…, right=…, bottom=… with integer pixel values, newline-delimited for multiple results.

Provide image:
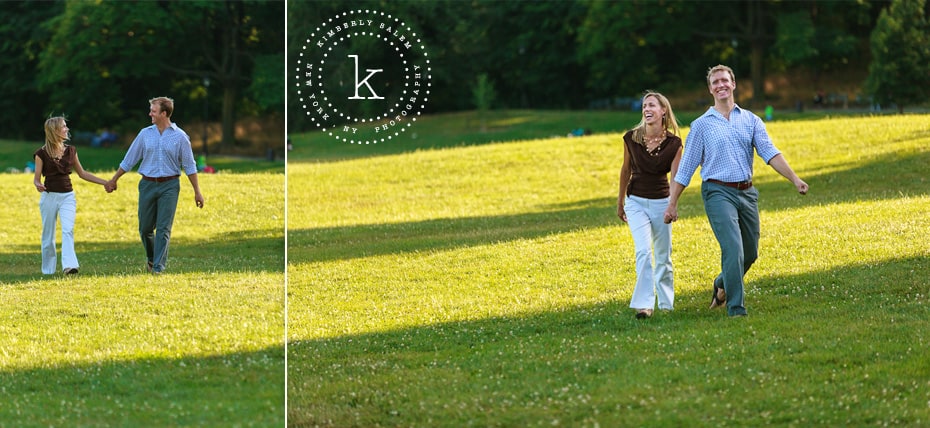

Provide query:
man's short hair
left=706, top=65, right=736, bottom=86
left=149, top=97, right=175, bottom=118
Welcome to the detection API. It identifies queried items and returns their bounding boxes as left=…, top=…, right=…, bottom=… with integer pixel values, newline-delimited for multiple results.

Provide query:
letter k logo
left=347, top=55, right=385, bottom=100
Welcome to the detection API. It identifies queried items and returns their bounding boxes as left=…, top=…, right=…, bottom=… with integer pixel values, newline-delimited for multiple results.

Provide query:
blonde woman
left=617, top=91, right=683, bottom=319
left=33, top=116, right=108, bottom=275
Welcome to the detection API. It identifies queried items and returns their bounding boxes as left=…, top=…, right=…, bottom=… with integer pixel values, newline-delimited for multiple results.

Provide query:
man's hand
left=795, top=179, right=809, bottom=195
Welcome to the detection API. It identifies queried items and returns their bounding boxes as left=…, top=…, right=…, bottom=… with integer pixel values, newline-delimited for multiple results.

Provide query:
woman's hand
left=663, top=206, right=678, bottom=224
left=33, top=155, right=45, bottom=193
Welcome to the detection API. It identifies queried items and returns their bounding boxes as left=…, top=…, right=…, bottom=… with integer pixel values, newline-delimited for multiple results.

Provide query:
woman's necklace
left=644, top=130, right=665, bottom=156
left=49, top=146, right=64, bottom=163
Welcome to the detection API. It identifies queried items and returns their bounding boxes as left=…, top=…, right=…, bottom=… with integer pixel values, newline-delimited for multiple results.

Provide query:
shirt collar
left=705, top=104, right=743, bottom=120
left=148, top=122, right=179, bottom=132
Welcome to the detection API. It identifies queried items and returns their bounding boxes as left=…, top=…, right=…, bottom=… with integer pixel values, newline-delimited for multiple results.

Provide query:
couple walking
left=617, top=65, right=809, bottom=319
left=33, top=97, right=205, bottom=276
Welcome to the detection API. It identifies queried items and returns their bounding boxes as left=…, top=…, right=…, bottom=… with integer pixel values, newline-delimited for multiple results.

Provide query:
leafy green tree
left=0, top=1, right=63, bottom=140
left=577, top=0, right=698, bottom=102
left=38, top=0, right=283, bottom=148
left=478, top=0, right=589, bottom=109
left=772, top=2, right=875, bottom=88
left=249, top=53, right=285, bottom=113
left=774, top=11, right=819, bottom=65
left=578, top=1, right=880, bottom=108
left=284, top=0, right=889, bottom=125
left=178, top=1, right=284, bottom=147
left=38, top=1, right=172, bottom=133
left=865, top=0, right=930, bottom=113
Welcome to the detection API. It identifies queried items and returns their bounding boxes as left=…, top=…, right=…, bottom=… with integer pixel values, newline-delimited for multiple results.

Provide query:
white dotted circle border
left=295, top=9, right=432, bottom=145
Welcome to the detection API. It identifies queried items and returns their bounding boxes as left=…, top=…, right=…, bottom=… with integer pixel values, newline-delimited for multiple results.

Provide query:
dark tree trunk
left=222, top=83, right=237, bottom=147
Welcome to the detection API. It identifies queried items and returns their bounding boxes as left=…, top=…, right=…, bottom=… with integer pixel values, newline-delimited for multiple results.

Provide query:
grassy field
left=287, top=111, right=930, bottom=426
left=286, top=108, right=904, bottom=162
left=0, top=156, right=284, bottom=425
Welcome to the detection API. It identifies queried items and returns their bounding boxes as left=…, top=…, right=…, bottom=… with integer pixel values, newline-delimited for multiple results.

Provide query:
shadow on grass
left=289, top=147, right=930, bottom=265
left=0, top=345, right=284, bottom=426
left=287, top=255, right=930, bottom=426
left=0, top=229, right=283, bottom=284
left=289, top=203, right=626, bottom=264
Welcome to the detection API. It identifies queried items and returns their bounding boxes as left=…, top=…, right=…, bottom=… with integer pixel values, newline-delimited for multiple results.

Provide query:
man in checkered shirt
left=664, top=65, right=809, bottom=317
left=107, top=97, right=205, bottom=274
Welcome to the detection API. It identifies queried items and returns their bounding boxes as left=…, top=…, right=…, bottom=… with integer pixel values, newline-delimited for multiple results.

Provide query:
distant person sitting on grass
left=567, top=128, right=591, bottom=137
left=92, top=128, right=118, bottom=147
left=33, top=116, right=110, bottom=275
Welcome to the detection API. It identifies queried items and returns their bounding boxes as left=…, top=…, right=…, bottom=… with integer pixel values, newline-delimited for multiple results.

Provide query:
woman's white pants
left=624, top=195, right=674, bottom=310
left=39, top=191, right=78, bottom=274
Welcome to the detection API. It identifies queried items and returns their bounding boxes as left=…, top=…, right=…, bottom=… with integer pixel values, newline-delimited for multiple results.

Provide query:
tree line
left=289, top=0, right=929, bottom=133
left=1, top=0, right=925, bottom=144
left=0, top=0, right=283, bottom=149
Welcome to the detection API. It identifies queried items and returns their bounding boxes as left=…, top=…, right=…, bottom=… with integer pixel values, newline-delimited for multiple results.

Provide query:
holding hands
left=663, top=206, right=678, bottom=224
left=104, top=179, right=118, bottom=193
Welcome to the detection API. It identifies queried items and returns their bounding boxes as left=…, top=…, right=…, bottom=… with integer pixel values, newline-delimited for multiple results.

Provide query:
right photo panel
left=287, top=0, right=930, bottom=426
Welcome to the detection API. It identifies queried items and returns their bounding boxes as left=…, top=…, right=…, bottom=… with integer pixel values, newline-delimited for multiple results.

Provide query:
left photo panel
left=0, top=1, right=285, bottom=425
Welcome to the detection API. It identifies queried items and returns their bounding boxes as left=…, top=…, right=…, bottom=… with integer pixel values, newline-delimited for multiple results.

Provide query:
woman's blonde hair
left=44, top=116, right=69, bottom=155
left=631, top=91, right=680, bottom=145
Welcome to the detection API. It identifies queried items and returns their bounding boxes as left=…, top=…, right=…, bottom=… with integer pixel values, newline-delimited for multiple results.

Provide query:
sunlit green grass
left=286, top=108, right=909, bottom=163
left=0, top=170, right=284, bottom=426
left=287, top=114, right=930, bottom=426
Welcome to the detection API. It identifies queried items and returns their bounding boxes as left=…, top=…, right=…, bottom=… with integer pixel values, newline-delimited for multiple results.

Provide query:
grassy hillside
left=287, top=108, right=906, bottom=163
left=0, top=171, right=284, bottom=425
left=287, top=113, right=930, bottom=426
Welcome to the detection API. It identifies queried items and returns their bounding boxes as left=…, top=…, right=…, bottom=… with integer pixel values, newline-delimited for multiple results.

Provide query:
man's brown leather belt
left=706, top=179, right=753, bottom=190
left=142, top=175, right=179, bottom=183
